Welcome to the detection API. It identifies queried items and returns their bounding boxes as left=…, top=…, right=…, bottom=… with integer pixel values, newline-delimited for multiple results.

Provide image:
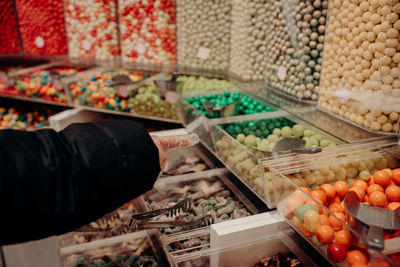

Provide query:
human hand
left=151, top=135, right=193, bottom=168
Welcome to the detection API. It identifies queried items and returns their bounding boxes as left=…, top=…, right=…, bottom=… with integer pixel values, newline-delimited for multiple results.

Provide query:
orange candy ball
left=385, top=185, right=400, bottom=202
left=392, top=168, right=400, bottom=185
left=369, top=191, right=387, bottom=207
left=311, top=190, right=327, bottom=205
left=387, top=202, right=400, bottom=211
left=316, top=225, right=335, bottom=244
left=352, top=180, right=368, bottom=191
left=329, top=212, right=346, bottom=231
left=329, top=203, right=345, bottom=214
left=319, top=214, right=330, bottom=225
left=334, top=181, right=349, bottom=198
left=346, top=250, right=368, bottom=265
left=367, top=184, right=384, bottom=196
left=373, top=170, right=391, bottom=187
left=334, top=229, right=351, bottom=248
left=320, top=183, right=336, bottom=200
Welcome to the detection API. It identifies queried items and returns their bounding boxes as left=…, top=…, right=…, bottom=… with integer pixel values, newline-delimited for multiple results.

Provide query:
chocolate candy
left=118, top=0, right=176, bottom=65
left=15, top=0, right=68, bottom=55
left=64, top=0, right=119, bottom=60
left=0, top=1, right=21, bottom=53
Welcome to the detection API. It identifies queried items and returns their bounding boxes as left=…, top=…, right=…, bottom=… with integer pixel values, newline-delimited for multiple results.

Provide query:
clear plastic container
left=64, top=68, right=180, bottom=122
left=318, top=0, right=400, bottom=135
left=118, top=0, right=176, bottom=65
left=211, top=110, right=343, bottom=208
left=0, top=1, right=21, bottom=53
left=7, top=63, right=85, bottom=104
left=264, top=138, right=400, bottom=266
left=63, top=0, right=119, bottom=61
left=176, top=0, right=231, bottom=71
left=160, top=216, right=320, bottom=267
left=59, top=231, right=159, bottom=267
left=15, top=0, right=68, bottom=55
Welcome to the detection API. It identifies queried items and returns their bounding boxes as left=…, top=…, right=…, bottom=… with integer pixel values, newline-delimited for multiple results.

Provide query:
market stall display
left=118, top=0, right=176, bottom=65
left=212, top=110, right=342, bottom=208
left=176, top=0, right=231, bottom=71
left=0, top=1, right=21, bottom=53
left=15, top=0, right=68, bottom=55
left=318, top=0, right=400, bottom=134
left=63, top=0, right=119, bottom=61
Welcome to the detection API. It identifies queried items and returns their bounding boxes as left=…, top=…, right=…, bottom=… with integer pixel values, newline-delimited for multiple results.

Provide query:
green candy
left=295, top=204, right=319, bottom=221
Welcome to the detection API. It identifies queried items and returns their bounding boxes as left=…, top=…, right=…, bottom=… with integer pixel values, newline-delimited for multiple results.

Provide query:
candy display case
left=176, top=0, right=231, bottom=71
left=0, top=0, right=21, bottom=54
left=160, top=212, right=322, bottom=267
left=118, top=0, right=176, bottom=66
left=318, top=0, right=400, bottom=135
left=260, top=0, right=326, bottom=102
left=264, top=138, right=400, bottom=266
left=15, top=0, right=68, bottom=55
left=63, top=0, right=119, bottom=61
left=59, top=230, right=161, bottom=267
left=211, top=109, right=343, bottom=209
left=7, top=62, right=87, bottom=105
left=64, top=67, right=181, bottom=123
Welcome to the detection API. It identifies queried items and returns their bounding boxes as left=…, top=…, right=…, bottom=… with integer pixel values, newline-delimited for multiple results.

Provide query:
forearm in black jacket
left=0, top=120, right=160, bottom=245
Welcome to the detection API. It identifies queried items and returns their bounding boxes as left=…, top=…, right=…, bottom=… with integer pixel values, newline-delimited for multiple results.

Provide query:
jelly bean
left=295, top=203, right=319, bottom=221
left=304, top=209, right=320, bottom=233
left=119, top=0, right=176, bottom=65
left=14, top=68, right=76, bottom=103
left=64, top=0, right=119, bottom=60
left=0, top=104, right=56, bottom=130
left=15, top=0, right=68, bottom=55
left=0, top=1, right=21, bottom=53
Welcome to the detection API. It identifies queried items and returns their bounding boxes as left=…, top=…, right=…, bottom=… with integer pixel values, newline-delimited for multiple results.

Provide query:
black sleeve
left=0, top=120, right=160, bottom=245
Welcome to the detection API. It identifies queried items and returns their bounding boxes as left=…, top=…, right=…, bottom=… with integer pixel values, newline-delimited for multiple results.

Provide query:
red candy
left=15, top=0, right=68, bottom=55
left=0, top=1, right=21, bottom=53
left=119, top=0, right=176, bottom=65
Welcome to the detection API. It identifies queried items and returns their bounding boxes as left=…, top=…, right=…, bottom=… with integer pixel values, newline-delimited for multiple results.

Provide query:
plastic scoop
left=252, top=137, right=322, bottom=157
left=110, top=74, right=142, bottom=98
left=344, top=191, right=400, bottom=251
left=202, top=97, right=241, bottom=118
left=155, top=72, right=182, bottom=97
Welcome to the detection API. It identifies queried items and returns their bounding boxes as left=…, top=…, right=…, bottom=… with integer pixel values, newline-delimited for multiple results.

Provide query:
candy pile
left=133, top=83, right=178, bottom=119
left=69, top=70, right=144, bottom=111
left=143, top=177, right=251, bottom=234
left=176, top=0, right=231, bottom=71
left=61, top=236, right=158, bottom=267
left=283, top=167, right=400, bottom=266
left=15, top=0, right=68, bottom=55
left=14, top=67, right=77, bottom=103
left=0, top=106, right=54, bottom=130
left=319, top=0, right=400, bottom=133
left=186, top=91, right=275, bottom=118
left=69, top=71, right=178, bottom=120
left=118, top=0, right=176, bottom=65
left=264, top=0, right=327, bottom=101
left=59, top=201, right=137, bottom=246
left=0, top=1, right=20, bottom=53
left=176, top=76, right=239, bottom=96
left=64, top=0, right=119, bottom=60
left=229, top=0, right=274, bottom=81
left=254, top=252, right=305, bottom=267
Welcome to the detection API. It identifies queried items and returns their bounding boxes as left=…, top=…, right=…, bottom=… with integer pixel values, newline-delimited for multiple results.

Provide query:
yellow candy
left=304, top=209, right=321, bottom=233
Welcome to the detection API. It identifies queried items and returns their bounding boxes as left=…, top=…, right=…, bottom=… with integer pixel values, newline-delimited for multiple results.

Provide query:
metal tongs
left=344, top=191, right=400, bottom=251
left=202, top=96, right=241, bottom=118
left=252, top=137, right=322, bottom=157
left=129, top=198, right=214, bottom=230
left=155, top=72, right=182, bottom=97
